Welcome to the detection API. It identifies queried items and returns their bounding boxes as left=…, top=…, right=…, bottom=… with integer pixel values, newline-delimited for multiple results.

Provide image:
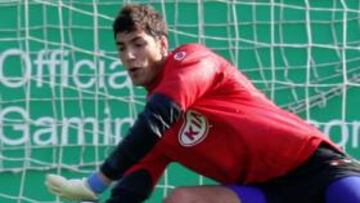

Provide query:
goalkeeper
left=46, top=4, right=360, bottom=203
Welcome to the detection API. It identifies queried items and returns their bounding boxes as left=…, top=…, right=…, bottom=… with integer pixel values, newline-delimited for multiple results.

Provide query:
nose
left=122, top=48, right=136, bottom=62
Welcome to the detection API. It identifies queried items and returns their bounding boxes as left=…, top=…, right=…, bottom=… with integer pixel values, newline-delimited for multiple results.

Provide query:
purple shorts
left=227, top=144, right=360, bottom=203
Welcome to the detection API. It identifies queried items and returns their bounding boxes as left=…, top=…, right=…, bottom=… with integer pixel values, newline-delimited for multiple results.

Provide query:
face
left=116, top=30, right=168, bottom=88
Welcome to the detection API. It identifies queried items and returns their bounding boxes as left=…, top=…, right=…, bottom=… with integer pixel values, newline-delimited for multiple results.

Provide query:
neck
left=145, top=55, right=168, bottom=91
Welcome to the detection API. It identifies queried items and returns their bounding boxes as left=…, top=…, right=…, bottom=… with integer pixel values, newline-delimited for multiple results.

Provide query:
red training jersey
left=125, top=44, right=340, bottom=186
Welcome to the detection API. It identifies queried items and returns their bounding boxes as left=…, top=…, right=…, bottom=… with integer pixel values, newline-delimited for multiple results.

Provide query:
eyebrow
left=116, top=36, right=144, bottom=46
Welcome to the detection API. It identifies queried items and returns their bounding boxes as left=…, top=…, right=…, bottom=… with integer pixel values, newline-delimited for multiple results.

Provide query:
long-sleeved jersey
left=123, top=43, right=340, bottom=187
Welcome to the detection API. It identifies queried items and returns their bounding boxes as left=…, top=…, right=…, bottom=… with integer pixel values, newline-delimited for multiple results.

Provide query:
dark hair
left=113, top=4, right=168, bottom=39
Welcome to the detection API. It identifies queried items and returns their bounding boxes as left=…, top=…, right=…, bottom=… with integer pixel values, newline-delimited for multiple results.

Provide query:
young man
left=46, top=4, right=360, bottom=203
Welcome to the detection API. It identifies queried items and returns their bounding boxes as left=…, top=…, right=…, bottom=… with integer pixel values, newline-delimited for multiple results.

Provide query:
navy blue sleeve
left=100, top=93, right=182, bottom=180
left=107, top=169, right=153, bottom=203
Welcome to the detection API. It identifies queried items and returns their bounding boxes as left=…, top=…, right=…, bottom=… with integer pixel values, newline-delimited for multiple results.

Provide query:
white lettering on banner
left=33, top=117, right=57, bottom=146
left=0, top=50, right=358, bottom=150
left=0, top=49, right=31, bottom=88
left=0, top=108, right=358, bottom=148
left=323, top=120, right=349, bottom=147
left=0, top=48, right=131, bottom=89
left=0, top=106, right=135, bottom=146
left=73, top=60, right=96, bottom=88
left=311, top=120, right=360, bottom=148
left=0, top=106, right=30, bottom=145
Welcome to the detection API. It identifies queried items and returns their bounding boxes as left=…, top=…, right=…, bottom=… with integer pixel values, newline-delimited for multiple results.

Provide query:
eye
left=117, top=46, right=125, bottom=52
left=133, top=39, right=147, bottom=47
left=135, top=42, right=146, bottom=48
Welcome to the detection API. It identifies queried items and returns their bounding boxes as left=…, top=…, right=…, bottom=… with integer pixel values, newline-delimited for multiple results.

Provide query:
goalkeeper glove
left=46, top=174, right=97, bottom=201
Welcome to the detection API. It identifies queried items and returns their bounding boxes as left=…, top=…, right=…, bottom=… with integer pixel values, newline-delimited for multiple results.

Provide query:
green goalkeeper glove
left=46, top=174, right=97, bottom=201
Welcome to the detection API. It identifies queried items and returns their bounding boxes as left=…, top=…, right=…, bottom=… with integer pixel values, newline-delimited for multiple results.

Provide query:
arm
left=107, top=169, right=153, bottom=203
left=100, top=93, right=181, bottom=180
left=106, top=145, right=170, bottom=203
left=46, top=93, right=180, bottom=201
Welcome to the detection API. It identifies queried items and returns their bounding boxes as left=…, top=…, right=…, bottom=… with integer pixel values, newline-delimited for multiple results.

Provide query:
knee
left=163, top=187, right=201, bottom=203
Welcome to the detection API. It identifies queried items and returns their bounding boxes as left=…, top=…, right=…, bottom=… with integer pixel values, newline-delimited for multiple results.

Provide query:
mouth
left=128, top=67, right=142, bottom=76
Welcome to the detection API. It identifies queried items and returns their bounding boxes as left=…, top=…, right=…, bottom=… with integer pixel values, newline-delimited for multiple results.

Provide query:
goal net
left=0, top=0, right=359, bottom=202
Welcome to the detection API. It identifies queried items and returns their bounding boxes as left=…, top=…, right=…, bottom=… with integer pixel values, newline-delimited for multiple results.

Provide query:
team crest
left=174, top=51, right=186, bottom=61
left=178, top=110, right=209, bottom=147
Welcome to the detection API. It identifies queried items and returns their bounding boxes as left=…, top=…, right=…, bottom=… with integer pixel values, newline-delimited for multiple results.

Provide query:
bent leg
left=163, top=185, right=266, bottom=203
left=325, top=176, right=360, bottom=203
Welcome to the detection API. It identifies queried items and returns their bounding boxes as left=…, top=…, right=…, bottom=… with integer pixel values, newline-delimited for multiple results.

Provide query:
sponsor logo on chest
left=178, top=110, right=209, bottom=147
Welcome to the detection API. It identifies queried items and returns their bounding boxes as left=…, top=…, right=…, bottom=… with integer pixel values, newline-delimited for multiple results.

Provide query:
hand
left=45, top=174, right=97, bottom=201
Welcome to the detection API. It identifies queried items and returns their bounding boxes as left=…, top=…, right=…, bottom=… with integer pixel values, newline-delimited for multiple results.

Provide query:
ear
left=159, top=35, right=168, bottom=56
